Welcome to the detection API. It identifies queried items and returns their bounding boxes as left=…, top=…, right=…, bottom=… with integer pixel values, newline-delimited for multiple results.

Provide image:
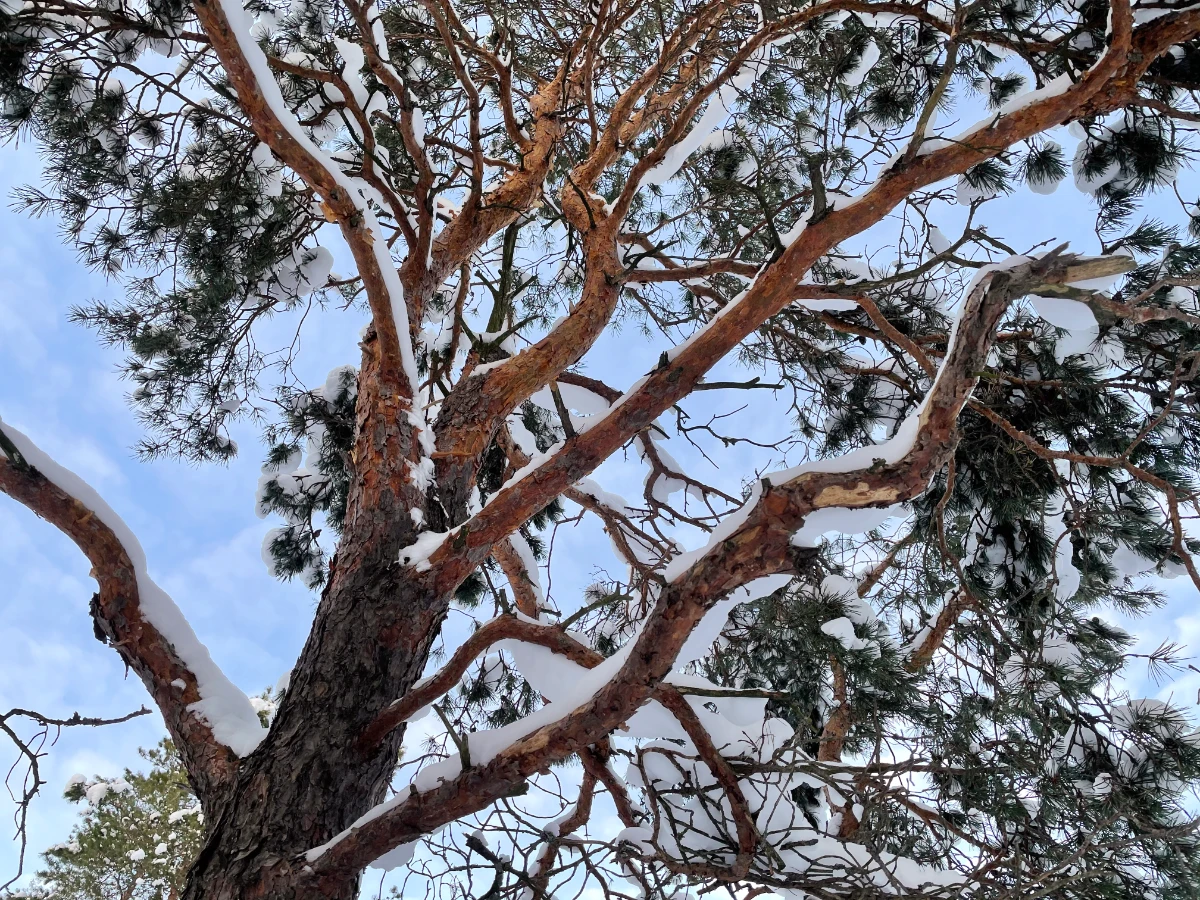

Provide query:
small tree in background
left=32, top=742, right=203, bottom=900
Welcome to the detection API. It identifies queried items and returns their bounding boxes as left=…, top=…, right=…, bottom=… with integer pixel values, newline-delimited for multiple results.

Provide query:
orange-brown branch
left=0, top=439, right=240, bottom=805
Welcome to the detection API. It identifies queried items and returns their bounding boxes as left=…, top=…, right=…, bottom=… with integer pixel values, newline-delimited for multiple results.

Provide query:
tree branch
left=304, top=251, right=1100, bottom=878
left=0, top=419, right=258, bottom=806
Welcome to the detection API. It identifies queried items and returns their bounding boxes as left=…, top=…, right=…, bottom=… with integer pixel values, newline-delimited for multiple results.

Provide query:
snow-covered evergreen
left=3, top=0, right=1200, bottom=898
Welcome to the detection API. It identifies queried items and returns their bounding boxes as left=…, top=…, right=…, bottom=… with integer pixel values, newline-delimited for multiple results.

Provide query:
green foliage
left=30, top=742, right=202, bottom=900
left=256, top=366, right=359, bottom=588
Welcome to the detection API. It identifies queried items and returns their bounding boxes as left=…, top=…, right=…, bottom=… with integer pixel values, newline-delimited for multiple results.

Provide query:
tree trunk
left=181, top=331, right=446, bottom=900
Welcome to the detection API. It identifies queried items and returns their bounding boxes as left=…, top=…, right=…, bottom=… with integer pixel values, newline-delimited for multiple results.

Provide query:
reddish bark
left=0, top=456, right=240, bottom=808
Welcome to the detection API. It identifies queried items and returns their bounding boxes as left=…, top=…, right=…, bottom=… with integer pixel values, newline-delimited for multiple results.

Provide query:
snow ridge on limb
left=0, top=419, right=264, bottom=797
left=7, top=0, right=1200, bottom=893
left=662, top=251, right=1137, bottom=583
left=317, top=575, right=786, bottom=865
left=416, top=2, right=1136, bottom=601
left=193, top=0, right=419, bottom=403
left=302, top=251, right=1121, bottom=880
left=355, top=614, right=604, bottom=751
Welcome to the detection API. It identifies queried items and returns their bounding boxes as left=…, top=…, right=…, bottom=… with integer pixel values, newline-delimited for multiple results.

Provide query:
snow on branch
left=424, top=0, right=1135, bottom=544
left=0, top=418, right=265, bottom=792
left=194, top=0, right=420, bottom=402
left=356, top=614, right=604, bottom=751
left=8, top=0, right=1200, bottom=894
left=660, top=252, right=1138, bottom=584
left=428, top=1, right=883, bottom=512
left=416, top=12, right=1143, bottom=606
left=302, top=250, right=1126, bottom=881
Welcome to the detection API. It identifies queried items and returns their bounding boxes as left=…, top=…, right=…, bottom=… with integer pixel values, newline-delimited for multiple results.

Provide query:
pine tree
left=1, top=1, right=1200, bottom=899
left=30, top=742, right=204, bottom=900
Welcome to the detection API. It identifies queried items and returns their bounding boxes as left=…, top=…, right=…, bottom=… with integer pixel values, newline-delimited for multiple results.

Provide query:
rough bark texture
left=298, top=254, right=1088, bottom=879
left=180, top=332, right=440, bottom=900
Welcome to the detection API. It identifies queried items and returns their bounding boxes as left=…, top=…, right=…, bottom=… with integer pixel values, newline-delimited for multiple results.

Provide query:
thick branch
left=304, top=251, right=1102, bottom=877
left=0, top=422, right=252, bottom=806
left=192, top=0, right=415, bottom=397
left=357, top=615, right=604, bottom=751
left=422, top=11, right=1137, bottom=600
left=493, top=539, right=543, bottom=618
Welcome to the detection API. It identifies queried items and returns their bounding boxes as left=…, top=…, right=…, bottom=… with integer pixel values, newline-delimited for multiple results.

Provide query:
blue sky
left=2, top=120, right=1199, bottom=889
